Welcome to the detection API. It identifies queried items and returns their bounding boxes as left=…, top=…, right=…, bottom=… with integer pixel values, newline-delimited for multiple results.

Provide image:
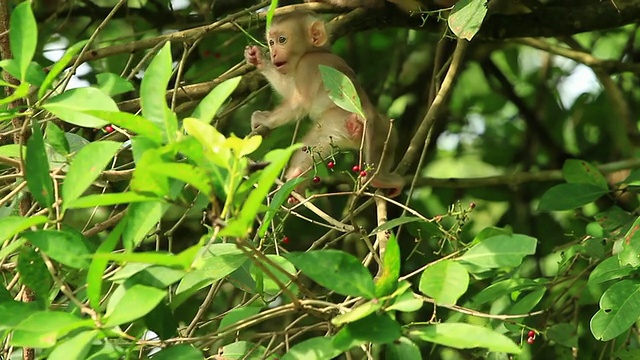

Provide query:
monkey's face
left=267, top=22, right=308, bottom=75
left=267, top=32, right=292, bottom=74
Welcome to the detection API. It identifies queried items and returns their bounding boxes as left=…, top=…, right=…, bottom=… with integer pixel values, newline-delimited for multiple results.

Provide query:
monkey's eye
left=278, top=35, right=287, bottom=45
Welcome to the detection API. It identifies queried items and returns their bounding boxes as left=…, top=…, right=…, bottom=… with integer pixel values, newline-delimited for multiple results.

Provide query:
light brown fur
left=244, top=11, right=404, bottom=199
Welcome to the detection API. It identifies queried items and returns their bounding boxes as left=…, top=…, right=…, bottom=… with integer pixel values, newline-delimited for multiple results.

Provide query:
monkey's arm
left=251, top=100, right=306, bottom=130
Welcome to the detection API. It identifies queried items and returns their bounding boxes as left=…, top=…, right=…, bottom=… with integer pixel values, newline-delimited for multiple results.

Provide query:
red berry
left=470, top=202, right=476, bottom=209
left=282, top=236, right=289, bottom=244
left=312, top=176, right=321, bottom=183
left=352, top=165, right=360, bottom=172
left=526, top=337, right=535, bottom=344
left=528, top=330, right=535, bottom=338
left=327, top=161, right=335, bottom=169
left=104, top=125, right=114, bottom=133
left=359, top=170, right=367, bottom=177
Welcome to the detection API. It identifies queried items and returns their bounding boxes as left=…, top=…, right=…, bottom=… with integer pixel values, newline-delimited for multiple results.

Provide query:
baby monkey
left=244, top=11, right=404, bottom=198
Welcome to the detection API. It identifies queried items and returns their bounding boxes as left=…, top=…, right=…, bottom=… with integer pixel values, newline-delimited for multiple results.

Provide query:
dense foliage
left=2, top=0, right=640, bottom=359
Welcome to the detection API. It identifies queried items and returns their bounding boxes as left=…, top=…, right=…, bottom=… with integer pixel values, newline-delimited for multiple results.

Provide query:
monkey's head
left=267, top=12, right=329, bottom=75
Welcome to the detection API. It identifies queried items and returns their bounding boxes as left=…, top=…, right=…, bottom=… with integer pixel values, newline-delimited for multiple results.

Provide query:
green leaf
left=23, top=229, right=93, bottom=269
left=0, top=82, right=29, bottom=107
left=506, top=287, right=546, bottom=317
left=151, top=345, right=203, bottom=360
left=538, top=183, right=609, bottom=211
left=257, top=177, right=306, bottom=237
left=10, top=1, right=37, bottom=81
left=419, top=260, right=469, bottom=306
left=96, top=73, right=135, bottom=96
left=62, top=141, right=121, bottom=210
left=331, top=300, right=382, bottom=326
left=448, top=0, right=488, bottom=40
left=191, top=76, right=241, bottom=123
left=281, top=336, right=342, bottom=360
left=546, top=323, right=578, bottom=348
left=87, top=220, right=125, bottom=310
left=0, top=59, right=45, bottom=87
left=590, top=280, right=640, bottom=341
left=174, top=244, right=247, bottom=307
left=318, top=65, right=365, bottom=119
left=17, top=246, right=52, bottom=308
left=458, top=234, right=537, bottom=269
left=0, top=215, right=48, bottom=242
left=25, top=120, right=54, bottom=208
left=38, top=41, right=88, bottom=100
left=369, top=216, right=422, bottom=236
left=141, top=42, right=177, bottom=142
left=471, top=278, right=545, bottom=306
left=227, top=145, right=301, bottom=237
left=46, top=122, right=70, bottom=155
left=375, top=234, right=400, bottom=297
left=48, top=330, right=98, bottom=360
left=0, top=238, right=26, bottom=262
left=183, top=118, right=230, bottom=167
left=619, top=217, right=640, bottom=267
left=333, top=313, right=402, bottom=350
left=11, top=311, right=92, bottom=348
left=219, top=341, right=275, bottom=360
left=562, top=159, right=608, bottom=189
left=66, top=192, right=159, bottom=209
left=83, top=111, right=163, bottom=144
left=410, top=323, right=521, bottom=354
left=386, top=289, right=423, bottom=312
left=94, top=251, right=191, bottom=269
left=146, top=162, right=213, bottom=197
left=103, top=284, right=166, bottom=327
left=0, top=300, right=39, bottom=331
left=286, top=250, right=376, bottom=299
left=385, top=337, right=422, bottom=360
left=0, top=144, right=22, bottom=158
left=251, top=254, right=298, bottom=298
left=42, top=87, right=118, bottom=127
left=218, top=306, right=261, bottom=331
left=589, top=256, right=634, bottom=285
left=122, top=201, right=167, bottom=250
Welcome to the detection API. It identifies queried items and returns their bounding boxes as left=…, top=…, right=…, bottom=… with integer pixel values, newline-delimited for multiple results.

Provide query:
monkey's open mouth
left=274, top=61, right=287, bottom=69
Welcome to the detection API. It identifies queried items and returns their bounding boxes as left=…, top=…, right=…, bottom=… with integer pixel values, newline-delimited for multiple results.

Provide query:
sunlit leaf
left=591, top=280, right=640, bottom=341
left=42, top=88, right=118, bottom=127
left=410, top=323, right=521, bottom=354
left=286, top=250, right=375, bottom=299
left=62, top=141, right=121, bottom=210
left=191, top=76, right=241, bottom=124
left=103, top=284, right=166, bottom=327
left=419, top=260, right=469, bottom=306
left=10, top=1, right=37, bottom=81
left=458, top=234, right=537, bottom=269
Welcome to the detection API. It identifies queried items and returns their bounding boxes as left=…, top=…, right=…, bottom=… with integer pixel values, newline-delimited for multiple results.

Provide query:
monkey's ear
left=309, top=21, right=329, bottom=47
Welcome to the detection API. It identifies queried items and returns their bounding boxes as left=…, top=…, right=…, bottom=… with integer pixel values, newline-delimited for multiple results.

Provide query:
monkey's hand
left=244, top=46, right=266, bottom=69
left=251, top=111, right=272, bottom=131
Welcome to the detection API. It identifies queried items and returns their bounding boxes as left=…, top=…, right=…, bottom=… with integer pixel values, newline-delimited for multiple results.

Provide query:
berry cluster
left=526, top=330, right=536, bottom=345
